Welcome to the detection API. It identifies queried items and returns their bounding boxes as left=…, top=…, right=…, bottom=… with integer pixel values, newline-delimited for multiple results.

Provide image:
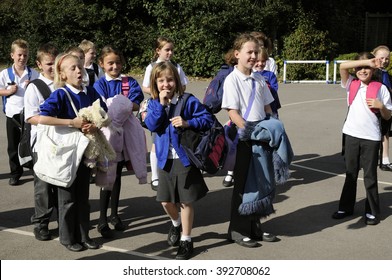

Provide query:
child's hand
left=70, top=117, right=85, bottom=128
left=366, top=98, right=383, bottom=110
left=170, top=116, right=189, bottom=128
left=7, top=84, right=18, bottom=96
left=159, top=90, right=172, bottom=105
left=370, top=58, right=382, bottom=69
left=81, top=122, right=97, bottom=134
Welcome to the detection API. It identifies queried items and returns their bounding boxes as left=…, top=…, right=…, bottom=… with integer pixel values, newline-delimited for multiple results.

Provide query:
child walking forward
left=39, top=53, right=107, bottom=251
left=332, top=52, right=392, bottom=225
left=144, top=61, right=213, bottom=260
left=142, top=36, right=189, bottom=191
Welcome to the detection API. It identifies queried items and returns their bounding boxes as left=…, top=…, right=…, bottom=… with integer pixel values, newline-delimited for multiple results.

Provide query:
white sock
left=227, top=170, right=234, bottom=175
left=180, top=235, right=191, bottom=242
left=150, top=151, right=159, bottom=181
left=172, top=215, right=181, bottom=227
left=382, top=157, right=390, bottom=165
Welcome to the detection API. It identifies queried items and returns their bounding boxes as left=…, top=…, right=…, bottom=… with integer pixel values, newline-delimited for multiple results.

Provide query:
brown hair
left=36, top=43, right=59, bottom=63
left=153, top=36, right=174, bottom=61
left=98, top=45, right=125, bottom=65
left=232, top=33, right=259, bottom=52
left=149, top=61, right=183, bottom=99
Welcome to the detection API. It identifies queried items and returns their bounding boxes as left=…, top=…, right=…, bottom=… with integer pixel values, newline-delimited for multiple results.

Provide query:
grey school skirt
left=157, top=159, right=208, bottom=204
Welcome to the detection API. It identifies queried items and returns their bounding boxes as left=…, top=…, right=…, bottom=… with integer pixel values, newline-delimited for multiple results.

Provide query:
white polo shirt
left=24, top=74, right=55, bottom=149
left=142, top=59, right=189, bottom=89
left=342, top=75, right=392, bottom=141
left=221, top=66, right=274, bottom=122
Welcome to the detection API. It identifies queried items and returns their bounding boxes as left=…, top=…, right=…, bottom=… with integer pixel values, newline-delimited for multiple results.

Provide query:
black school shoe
left=380, top=164, right=392, bottom=171
left=175, top=240, right=194, bottom=260
left=332, top=211, right=353, bottom=219
left=365, top=216, right=380, bottom=225
left=167, top=224, right=182, bottom=246
left=109, top=215, right=126, bottom=231
left=33, top=227, right=51, bottom=241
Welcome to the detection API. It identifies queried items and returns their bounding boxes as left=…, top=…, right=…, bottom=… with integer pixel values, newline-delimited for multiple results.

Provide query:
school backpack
left=348, top=79, right=382, bottom=113
left=2, top=67, right=32, bottom=114
left=175, top=93, right=227, bottom=174
left=18, top=79, right=52, bottom=169
left=203, top=64, right=234, bottom=114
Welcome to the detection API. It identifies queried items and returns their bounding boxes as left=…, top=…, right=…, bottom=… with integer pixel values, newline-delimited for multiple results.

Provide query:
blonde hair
left=257, top=47, right=269, bottom=61
left=11, top=39, right=29, bottom=53
left=372, top=45, right=390, bottom=55
left=79, top=40, right=96, bottom=54
left=36, top=43, right=59, bottom=63
left=54, top=53, right=83, bottom=88
left=149, top=61, right=183, bottom=99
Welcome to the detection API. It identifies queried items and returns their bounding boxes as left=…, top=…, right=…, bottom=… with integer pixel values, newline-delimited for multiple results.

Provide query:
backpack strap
left=174, top=93, right=192, bottom=118
left=349, top=79, right=382, bottom=113
left=27, top=79, right=51, bottom=100
left=2, top=67, right=32, bottom=114
left=121, top=76, right=130, bottom=97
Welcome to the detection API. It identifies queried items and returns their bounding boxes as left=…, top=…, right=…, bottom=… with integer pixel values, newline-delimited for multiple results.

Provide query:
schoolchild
left=144, top=61, right=213, bottom=260
left=94, top=45, right=144, bottom=238
left=222, top=46, right=281, bottom=188
left=39, top=53, right=107, bottom=251
left=142, top=36, right=189, bottom=191
left=250, top=31, right=278, bottom=75
left=332, top=52, right=392, bottom=226
left=24, top=43, right=59, bottom=241
left=253, top=47, right=281, bottom=118
left=64, top=46, right=89, bottom=86
left=79, top=40, right=104, bottom=86
left=0, top=39, right=39, bottom=186
left=221, top=33, right=278, bottom=248
left=372, top=45, right=392, bottom=171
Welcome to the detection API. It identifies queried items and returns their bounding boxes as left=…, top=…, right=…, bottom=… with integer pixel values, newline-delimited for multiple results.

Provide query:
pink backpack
left=348, top=79, right=382, bottom=113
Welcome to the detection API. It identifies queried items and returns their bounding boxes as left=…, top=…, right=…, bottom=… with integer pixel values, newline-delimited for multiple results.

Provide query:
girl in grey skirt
left=144, top=61, right=214, bottom=260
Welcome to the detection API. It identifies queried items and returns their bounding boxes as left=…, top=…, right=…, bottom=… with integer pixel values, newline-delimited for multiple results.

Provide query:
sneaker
left=33, top=227, right=51, bottom=241
left=222, top=174, right=234, bottom=188
left=167, top=224, right=182, bottom=246
left=175, top=240, right=194, bottom=260
left=109, top=216, right=126, bottom=231
left=380, top=163, right=392, bottom=171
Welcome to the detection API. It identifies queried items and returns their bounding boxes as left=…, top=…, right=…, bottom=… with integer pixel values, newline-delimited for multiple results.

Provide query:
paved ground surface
left=1, top=80, right=392, bottom=261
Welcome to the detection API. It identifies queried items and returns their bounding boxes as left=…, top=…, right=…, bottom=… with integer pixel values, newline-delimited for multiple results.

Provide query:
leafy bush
left=281, top=6, right=337, bottom=81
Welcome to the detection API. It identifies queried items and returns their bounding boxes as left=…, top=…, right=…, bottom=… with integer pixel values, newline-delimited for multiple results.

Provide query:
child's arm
left=366, top=98, right=391, bottom=120
left=0, top=84, right=18, bottom=97
left=39, top=115, right=85, bottom=128
left=340, top=58, right=381, bottom=86
left=228, top=109, right=246, bottom=129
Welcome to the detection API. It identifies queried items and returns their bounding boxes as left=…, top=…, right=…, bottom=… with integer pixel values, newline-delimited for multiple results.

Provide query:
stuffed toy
left=78, top=99, right=116, bottom=171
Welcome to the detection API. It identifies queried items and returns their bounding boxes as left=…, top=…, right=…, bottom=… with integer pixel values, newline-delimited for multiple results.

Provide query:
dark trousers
left=228, top=140, right=262, bottom=240
left=6, top=115, right=23, bottom=179
left=99, top=161, right=124, bottom=223
left=339, top=135, right=380, bottom=217
left=31, top=152, right=58, bottom=229
left=57, top=163, right=91, bottom=245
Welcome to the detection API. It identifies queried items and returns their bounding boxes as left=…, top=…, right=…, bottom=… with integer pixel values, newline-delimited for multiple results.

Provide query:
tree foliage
left=0, top=0, right=390, bottom=78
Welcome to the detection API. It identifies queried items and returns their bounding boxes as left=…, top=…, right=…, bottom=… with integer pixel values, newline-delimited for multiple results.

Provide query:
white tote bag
left=34, top=124, right=90, bottom=188
left=34, top=88, right=90, bottom=188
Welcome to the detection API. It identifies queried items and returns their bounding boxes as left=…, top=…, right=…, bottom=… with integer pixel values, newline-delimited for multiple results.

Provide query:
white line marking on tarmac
left=292, top=163, right=392, bottom=186
left=0, top=226, right=170, bottom=260
left=282, top=98, right=345, bottom=107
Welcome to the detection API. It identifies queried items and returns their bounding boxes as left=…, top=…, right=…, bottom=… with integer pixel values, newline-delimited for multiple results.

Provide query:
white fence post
left=283, top=60, right=330, bottom=83
left=333, top=60, right=348, bottom=84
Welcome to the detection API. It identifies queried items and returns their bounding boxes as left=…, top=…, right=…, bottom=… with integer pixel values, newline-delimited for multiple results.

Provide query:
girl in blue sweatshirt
left=145, top=61, right=213, bottom=260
